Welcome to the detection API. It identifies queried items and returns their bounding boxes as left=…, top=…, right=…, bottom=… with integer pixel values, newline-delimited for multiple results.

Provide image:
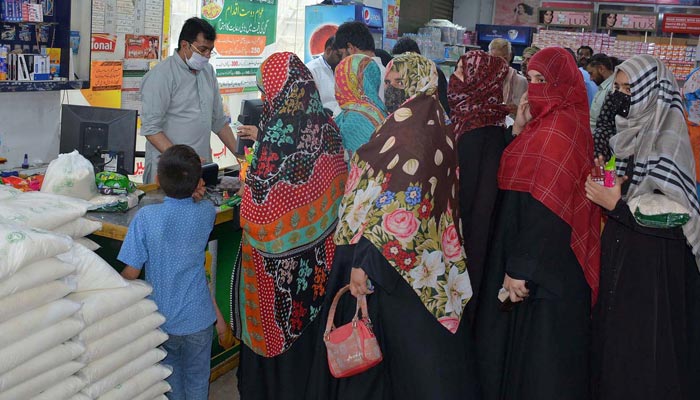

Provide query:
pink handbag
left=323, top=285, right=383, bottom=378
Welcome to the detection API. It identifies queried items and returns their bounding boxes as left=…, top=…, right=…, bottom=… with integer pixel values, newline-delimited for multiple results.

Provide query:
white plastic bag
left=0, top=277, right=77, bottom=322
left=0, top=317, right=85, bottom=375
left=0, top=223, right=73, bottom=280
left=57, top=242, right=127, bottom=292
left=41, top=150, right=99, bottom=201
left=75, top=237, right=101, bottom=251
left=32, top=375, right=88, bottom=400
left=80, top=313, right=166, bottom=363
left=0, top=191, right=91, bottom=230
left=130, top=381, right=171, bottom=400
left=67, top=280, right=152, bottom=325
left=96, top=364, right=172, bottom=400
left=78, top=329, right=168, bottom=383
left=0, top=185, right=20, bottom=201
left=0, top=257, right=76, bottom=299
left=0, top=361, right=84, bottom=400
left=0, top=298, right=81, bottom=348
left=0, top=341, right=84, bottom=392
left=78, top=299, right=158, bottom=344
left=53, top=218, right=102, bottom=238
left=82, top=348, right=166, bottom=398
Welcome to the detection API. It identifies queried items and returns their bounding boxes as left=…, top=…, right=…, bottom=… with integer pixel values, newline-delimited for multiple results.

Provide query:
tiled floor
left=209, top=368, right=240, bottom=399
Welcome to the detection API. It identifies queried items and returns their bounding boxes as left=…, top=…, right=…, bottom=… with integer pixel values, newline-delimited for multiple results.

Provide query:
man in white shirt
left=586, top=54, right=615, bottom=133
left=334, top=21, right=386, bottom=101
left=306, top=36, right=342, bottom=117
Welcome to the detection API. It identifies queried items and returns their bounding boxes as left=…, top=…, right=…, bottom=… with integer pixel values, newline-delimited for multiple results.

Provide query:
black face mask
left=385, top=86, right=407, bottom=113
left=610, top=89, right=631, bottom=118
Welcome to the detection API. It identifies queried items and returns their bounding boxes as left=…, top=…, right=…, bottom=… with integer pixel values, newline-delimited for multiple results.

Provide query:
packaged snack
left=604, top=156, right=616, bottom=188
left=95, top=171, right=136, bottom=195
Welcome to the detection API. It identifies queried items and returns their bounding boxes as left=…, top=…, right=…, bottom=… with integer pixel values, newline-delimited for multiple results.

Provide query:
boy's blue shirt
left=118, top=196, right=217, bottom=335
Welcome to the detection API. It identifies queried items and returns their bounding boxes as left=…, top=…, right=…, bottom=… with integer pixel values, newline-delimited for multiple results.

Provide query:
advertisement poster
left=90, top=60, right=124, bottom=91
left=124, top=34, right=160, bottom=59
left=493, top=0, right=538, bottom=27
left=91, top=33, right=117, bottom=53
left=538, top=9, right=593, bottom=28
left=202, top=0, right=277, bottom=85
left=383, top=0, right=400, bottom=51
left=599, top=12, right=656, bottom=32
left=663, top=14, right=700, bottom=34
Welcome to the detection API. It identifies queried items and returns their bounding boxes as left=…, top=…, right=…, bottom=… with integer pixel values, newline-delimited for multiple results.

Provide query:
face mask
left=385, top=86, right=407, bottom=113
left=610, top=89, right=631, bottom=118
left=186, top=43, right=209, bottom=71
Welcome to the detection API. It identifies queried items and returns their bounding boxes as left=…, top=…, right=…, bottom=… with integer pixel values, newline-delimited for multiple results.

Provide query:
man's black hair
left=178, top=17, right=216, bottom=49
left=333, top=21, right=375, bottom=52
left=392, top=37, right=421, bottom=55
left=587, top=53, right=613, bottom=71
left=610, top=56, right=624, bottom=68
left=157, top=145, right=202, bottom=199
left=577, top=46, right=594, bottom=56
left=324, top=36, right=335, bottom=50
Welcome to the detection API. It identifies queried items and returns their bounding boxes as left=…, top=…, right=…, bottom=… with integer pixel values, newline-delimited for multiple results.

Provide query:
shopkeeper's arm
left=145, top=132, right=175, bottom=154
left=140, top=68, right=175, bottom=154
left=212, top=79, right=238, bottom=155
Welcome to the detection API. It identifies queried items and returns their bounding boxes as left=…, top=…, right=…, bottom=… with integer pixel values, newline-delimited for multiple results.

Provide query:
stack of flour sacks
left=0, top=185, right=172, bottom=400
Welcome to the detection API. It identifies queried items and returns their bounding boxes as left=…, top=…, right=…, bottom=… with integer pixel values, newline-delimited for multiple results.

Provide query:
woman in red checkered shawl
left=474, top=47, right=601, bottom=400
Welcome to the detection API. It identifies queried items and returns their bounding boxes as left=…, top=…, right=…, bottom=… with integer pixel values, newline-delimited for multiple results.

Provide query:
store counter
left=86, top=184, right=242, bottom=382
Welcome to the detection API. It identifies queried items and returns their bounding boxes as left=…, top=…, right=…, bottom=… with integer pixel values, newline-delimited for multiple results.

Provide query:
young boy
left=118, top=144, right=226, bottom=400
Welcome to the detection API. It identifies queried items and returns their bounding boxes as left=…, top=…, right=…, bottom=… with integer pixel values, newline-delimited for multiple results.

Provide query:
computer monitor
left=236, top=99, right=264, bottom=155
left=60, top=105, right=138, bottom=175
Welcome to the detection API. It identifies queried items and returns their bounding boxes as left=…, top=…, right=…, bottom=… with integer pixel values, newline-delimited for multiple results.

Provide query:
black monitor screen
left=236, top=99, right=263, bottom=155
left=60, top=105, right=138, bottom=175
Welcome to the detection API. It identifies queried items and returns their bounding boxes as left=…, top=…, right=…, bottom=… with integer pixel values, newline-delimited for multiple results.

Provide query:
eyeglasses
left=190, top=42, right=214, bottom=56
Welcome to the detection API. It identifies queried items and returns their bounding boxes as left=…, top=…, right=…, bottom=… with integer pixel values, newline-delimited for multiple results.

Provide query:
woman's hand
left=585, top=174, right=626, bottom=211
left=512, top=92, right=532, bottom=136
left=585, top=156, right=627, bottom=211
left=503, top=274, right=529, bottom=303
left=237, top=125, right=259, bottom=141
left=349, top=267, right=373, bottom=298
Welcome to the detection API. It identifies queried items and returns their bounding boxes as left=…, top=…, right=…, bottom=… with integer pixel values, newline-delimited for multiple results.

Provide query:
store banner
left=599, top=12, right=656, bottom=32
left=662, top=14, right=700, bottom=34
left=202, top=0, right=278, bottom=81
left=539, top=9, right=593, bottom=28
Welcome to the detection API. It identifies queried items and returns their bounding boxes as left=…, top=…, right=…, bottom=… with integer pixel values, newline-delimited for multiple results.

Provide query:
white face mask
left=186, top=43, right=209, bottom=70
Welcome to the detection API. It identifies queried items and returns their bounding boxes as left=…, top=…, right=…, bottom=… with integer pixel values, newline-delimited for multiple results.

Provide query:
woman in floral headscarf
left=448, top=50, right=510, bottom=323
left=316, top=52, right=479, bottom=400
left=231, top=52, right=347, bottom=399
left=334, top=54, right=388, bottom=158
left=475, top=47, right=600, bottom=400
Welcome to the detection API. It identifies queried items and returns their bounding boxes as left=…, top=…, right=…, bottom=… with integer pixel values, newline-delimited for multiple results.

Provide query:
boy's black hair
left=334, top=21, right=375, bottom=52
left=392, top=37, right=421, bottom=55
left=157, top=145, right=202, bottom=199
left=587, top=53, right=613, bottom=71
left=178, top=17, right=216, bottom=49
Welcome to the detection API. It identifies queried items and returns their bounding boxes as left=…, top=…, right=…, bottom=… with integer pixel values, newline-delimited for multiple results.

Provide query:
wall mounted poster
left=599, top=12, right=656, bottom=32
left=202, top=0, right=277, bottom=90
left=494, top=0, right=538, bottom=27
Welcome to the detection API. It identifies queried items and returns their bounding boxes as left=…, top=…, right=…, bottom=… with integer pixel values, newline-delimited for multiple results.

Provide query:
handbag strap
left=324, top=285, right=371, bottom=337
